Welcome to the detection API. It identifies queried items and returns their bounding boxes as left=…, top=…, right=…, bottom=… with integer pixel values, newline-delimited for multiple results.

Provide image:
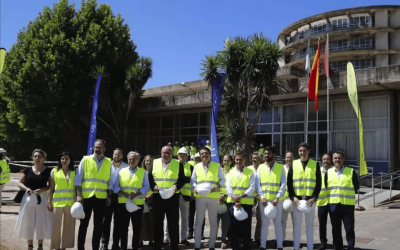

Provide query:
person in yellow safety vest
left=258, top=143, right=264, bottom=155
left=189, top=142, right=197, bottom=158
left=139, top=155, right=155, bottom=247
left=75, top=139, right=114, bottom=250
left=218, top=154, right=235, bottom=249
left=114, top=151, right=149, bottom=250
left=247, top=151, right=263, bottom=246
left=205, top=140, right=211, bottom=150
left=326, top=151, right=359, bottom=250
left=226, top=152, right=255, bottom=250
left=173, top=142, right=179, bottom=158
left=281, top=150, right=295, bottom=246
left=287, top=142, right=322, bottom=250
left=163, top=147, right=192, bottom=246
left=148, top=145, right=186, bottom=250
left=317, top=153, right=333, bottom=250
left=0, top=148, right=11, bottom=212
left=256, top=146, right=286, bottom=250
left=47, top=152, right=76, bottom=250
left=185, top=141, right=190, bottom=152
left=191, top=147, right=225, bottom=250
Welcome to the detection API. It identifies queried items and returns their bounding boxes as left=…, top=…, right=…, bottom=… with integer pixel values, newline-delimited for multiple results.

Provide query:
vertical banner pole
left=210, top=74, right=225, bottom=164
left=87, top=73, right=102, bottom=155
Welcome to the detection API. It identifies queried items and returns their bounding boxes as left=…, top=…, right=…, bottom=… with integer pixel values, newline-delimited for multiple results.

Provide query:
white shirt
left=226, top=166, right=255, bottom=198
left=256, top=162, right=286, bottom=199
left=162, top=161, right=171, bottom=174
left=190, top=161, right=225, bottom=189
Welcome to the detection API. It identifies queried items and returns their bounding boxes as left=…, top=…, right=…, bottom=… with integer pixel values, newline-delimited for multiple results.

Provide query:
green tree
left=201, top=33, right=283, bottom=162
left=0, top=0, right=151, bottom=157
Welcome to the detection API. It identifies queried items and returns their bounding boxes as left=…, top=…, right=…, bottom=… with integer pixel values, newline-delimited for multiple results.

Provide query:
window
left=331, top=59, right=375, bottom=72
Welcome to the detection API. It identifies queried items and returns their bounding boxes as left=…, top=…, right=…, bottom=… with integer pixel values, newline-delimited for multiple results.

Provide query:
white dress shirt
left=190, top=161, right=225, bottom=189
left=256, top=162, right=286, bottom=199
left=226, top=166, right=255, bottom=198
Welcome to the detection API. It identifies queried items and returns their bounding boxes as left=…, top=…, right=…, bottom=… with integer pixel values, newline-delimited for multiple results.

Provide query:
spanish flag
left=307, top=40, right=321, bottom=111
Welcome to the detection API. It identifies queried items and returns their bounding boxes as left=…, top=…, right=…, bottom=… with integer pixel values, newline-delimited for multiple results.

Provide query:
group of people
left=2, top=138, right=359, bottom=250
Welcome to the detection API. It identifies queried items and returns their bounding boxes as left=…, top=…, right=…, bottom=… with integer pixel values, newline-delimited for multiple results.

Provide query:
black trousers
left=228, top=204, right=252, bottom=250
left=329, top=204, right=355, bottom=249
left=153, top=193, right=180, bottom=249
left=318, top=205, right=331, bottom=244
left=188, top=199, right=205, bottom=236
left=101, top=193, right=120, bottom=248
left=119, top=203, right=144, bottom=250
left=78, top=196, right=106, bottom=250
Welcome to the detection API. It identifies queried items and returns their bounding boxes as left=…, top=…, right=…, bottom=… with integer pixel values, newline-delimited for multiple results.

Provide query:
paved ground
left=1, top=173, right=400, bottom=250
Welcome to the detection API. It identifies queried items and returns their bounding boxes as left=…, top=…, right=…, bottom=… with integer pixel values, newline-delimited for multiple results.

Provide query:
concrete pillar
left=389, top=10, right=400, bottom=65
left=375, top=10, right=388, bottom=27
left=375, top=10, right=389, bottom=66
left=390, top=10, right=400, bottom=27
left=278, top=35, right=286, bottom=67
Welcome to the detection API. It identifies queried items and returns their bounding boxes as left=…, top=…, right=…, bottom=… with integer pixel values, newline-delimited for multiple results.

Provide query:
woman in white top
left=139, top=155, right=155, bottom=246
left=14, top=149, right=53, bottom=250
left=48, top=152, right=76, bottom=250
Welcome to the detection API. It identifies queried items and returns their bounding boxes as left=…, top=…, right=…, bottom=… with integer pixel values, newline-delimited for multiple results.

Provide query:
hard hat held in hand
left=26, top=194, right=40, bottom=207
left=160, top=187, right=175, bottom=199
left=252, top=200, right=258, bottom=213
left=264, top=202, right=277, bottom=219
left=233, top=206, right=248, bottom=221
left=71, top=202, right=85, bottom=219
left=217, top=203, right=227, bottom=214
left=298, top=200, right=312, bottom=213
left=196, top=183, right=212, bottom=196
left=283, top=199, right=293, bottom=213
left=126, top=197, right=141, bottom=213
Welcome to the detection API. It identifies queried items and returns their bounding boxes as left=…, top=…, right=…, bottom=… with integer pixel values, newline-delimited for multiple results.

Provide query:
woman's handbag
left=13, top=190, right=25, bottom=203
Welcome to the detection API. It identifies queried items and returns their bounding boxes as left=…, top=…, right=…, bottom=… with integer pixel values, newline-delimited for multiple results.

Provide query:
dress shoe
left=194, top=248, right=200, bottom=250
left=278, top=248, right=283, bottom=250
left=180, top=239, right=190, bottom=246
left=209, top=248, right=215, bottom=250
left=149, top=241, right=154, bottom=246
left=100, top=245, right=109, bottom=250
left=260, top=247, right=266, bottom=250
left=318, top=243, right=327, bottom=250
left=221, top=242, right=228, bottom=249
left=139, top=241, right=144, bottom=247
left=187, top=232, right=194, bottom=240
left=201, top=235, right=206, bottom=240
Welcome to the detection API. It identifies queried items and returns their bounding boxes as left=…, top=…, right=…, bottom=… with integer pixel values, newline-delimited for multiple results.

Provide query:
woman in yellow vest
left=226, top=152, right=255, bottom=250
left=114, top=151, right=150, bottom=250
left=139, top=155, right=154, bottom=247
left=0, top=148, right=11, bottom=212
left=48, top=152, right=76, bottom=250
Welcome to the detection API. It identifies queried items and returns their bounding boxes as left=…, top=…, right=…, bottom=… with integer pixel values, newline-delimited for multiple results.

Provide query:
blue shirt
left=74, top=154, right=115, bottom=189
left=113, top=166, right=150, bottom=195
left=111, top=161, right=129, bottom=185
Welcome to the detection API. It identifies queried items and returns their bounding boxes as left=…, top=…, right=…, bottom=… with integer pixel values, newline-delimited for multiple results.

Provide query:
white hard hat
left=175, top=141, right=178, bottom=144
left=260, top=143, right=263, bottom=147
left=160, top=187, right=175, bottom=199
left=194, top=152, right=200, bottom=159
left=126, top=197, right=141, bottom=213
left=196, top=183, right=212, bottom=196
left=0, top=148, right=6, bottom=153
left=264, top=202, right=277, bottom=219
left=217, top=203, right=228, bottom=214
left=71, top=202, right=85, bottom=219
left=233, top=206, right=248, bottom=221
left=206, top=140, right=210, bottom=143
left=26, top=194, right=40, bottom=207
left=168, top=142, right=172, bottom=145
left=252, top=200, right=258, bottom=214
left=283, top=199, right=293, bottom=212
left=298, top=200, right=312, bottom=213
left=178, top=147, right=188, bottom=155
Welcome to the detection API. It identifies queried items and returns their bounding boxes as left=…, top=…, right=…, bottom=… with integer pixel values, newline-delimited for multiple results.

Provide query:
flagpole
left=326, top=34, right=330, bottom=154
left=305, top=40, right=310, bottom=142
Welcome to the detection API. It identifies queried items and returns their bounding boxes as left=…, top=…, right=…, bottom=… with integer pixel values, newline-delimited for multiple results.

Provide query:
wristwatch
left=136, top=191, right=142, bottom=196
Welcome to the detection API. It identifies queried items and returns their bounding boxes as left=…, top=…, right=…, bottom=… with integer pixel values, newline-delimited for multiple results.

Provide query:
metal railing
left=9, top=161, right=81, bottom=170
left=372, top=170, right=400, bottom=207
left=347, top=165, right=375, bottom=205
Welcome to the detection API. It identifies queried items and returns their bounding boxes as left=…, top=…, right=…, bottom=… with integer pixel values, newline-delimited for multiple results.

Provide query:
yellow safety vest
left=247, top=165, right=261, bottom=200
left=152, top=158, right=179, bottom=193
left=173, top=146, right=179, bottom=156
left=185, top=146, right=190, bottom=152
left=118, top=167, right=145, bottom=204
left=52, top=169, right=76, bottom=207
left=292, top=159, right=317, bottom=197
left=195, top=162, right=220, bottom=198
left=190, top=146, right=197, bottom=156
left=258, top=163, right=284, bottom=201
left=188, top=161, right=195, bottom=167
left=227, top=167, right=254, bottom=205
left=206, top=145, right=211, bottom=150
left=327, top=167, right=355, bottom=205
left=0, top=160, right=11, bottom=184
left=82, top=156, right=111, bottom=199
left=284, top=166, right=289, bottom=198
left=259, top=148, right=264, bottom=154
left=317, top=170, right=329, bottom=206
left=181, top=162, right=192, bottom=196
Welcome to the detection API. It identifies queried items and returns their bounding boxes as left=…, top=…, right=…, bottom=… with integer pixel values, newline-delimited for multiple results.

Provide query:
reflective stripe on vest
left=247, top=165, right=260, bottom=200
left=327, top=167, right=355, bottom=205
left=259, top=163, right=284, bottom=201
left=53, top=169, right=76, bottom=207
left=118, top=167, right=145, bottom=204
left=227, top=167, right=254, bottom=205
left=317, top=170, right=329, bottom=206
left=181, top=162, right=192, bottom=196
left=195, top=162, right=220, bottom=199
left=152, top=159, right=179, bottom=193
left=292, top=159, right=317, bottom=197
left=82, top=156, right=111, bottom=199
left=0, top=160, right=11, bottom=184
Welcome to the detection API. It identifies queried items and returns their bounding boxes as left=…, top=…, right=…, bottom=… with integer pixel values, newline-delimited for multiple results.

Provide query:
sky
left=1, top=0, right=399, bottom=89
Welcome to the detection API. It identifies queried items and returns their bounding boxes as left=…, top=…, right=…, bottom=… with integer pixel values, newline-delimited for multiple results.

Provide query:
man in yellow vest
left=248, top=152, right=263, bottom=246
left=173, top=141, right=179, bottom=158
left=0, top=148, right=11, bottom=212
left=148, top=145, right=185, bottom=250
left=75, top=139, right=114, bottom=250
left=287, top=142, right=322, bottom=250
left=185, top=141, right=190, bottom=152
left=113, top=151, right=149, bottom=250
left=189, top=142, right=197, bottom=159
left=258, top=143, right=264, bottom=155
left=256, top=146, right=286, bottom=250
left=191, top=147, right=225, bottom=250
left=163, top=147, right=192, bottom=246
left=205, top=140, right=211, bottom=150
left=281, top=150, right=294, bottom=246
left=317, top=153, right=333, bottom=250
left=226, top=152, right=255, bottom=250
left=326, top=151, right=359, bottom=250
left=101, top=148, right=129, bottom=250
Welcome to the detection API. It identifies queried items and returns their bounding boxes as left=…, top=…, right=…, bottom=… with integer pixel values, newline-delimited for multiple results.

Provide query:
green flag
left=0, top=48, right=6, bottom=74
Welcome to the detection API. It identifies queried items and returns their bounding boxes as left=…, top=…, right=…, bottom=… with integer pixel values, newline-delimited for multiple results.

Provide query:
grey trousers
left=217, top=201, right=230, bottom=242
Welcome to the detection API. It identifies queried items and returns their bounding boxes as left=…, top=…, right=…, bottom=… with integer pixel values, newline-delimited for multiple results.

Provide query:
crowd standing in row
left=0, top=138, right=359, bottom=250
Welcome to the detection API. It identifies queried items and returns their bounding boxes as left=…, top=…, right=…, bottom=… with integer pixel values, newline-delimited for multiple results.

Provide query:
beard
left=266, top=156, right=273, bottom=162
left=114, top=159, right=122, bottom=163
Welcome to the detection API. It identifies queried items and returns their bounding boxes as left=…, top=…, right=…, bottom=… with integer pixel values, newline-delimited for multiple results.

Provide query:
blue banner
left=210, top=74, right=225, bottom=163
left=87, top=73, right=102, bottom=155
